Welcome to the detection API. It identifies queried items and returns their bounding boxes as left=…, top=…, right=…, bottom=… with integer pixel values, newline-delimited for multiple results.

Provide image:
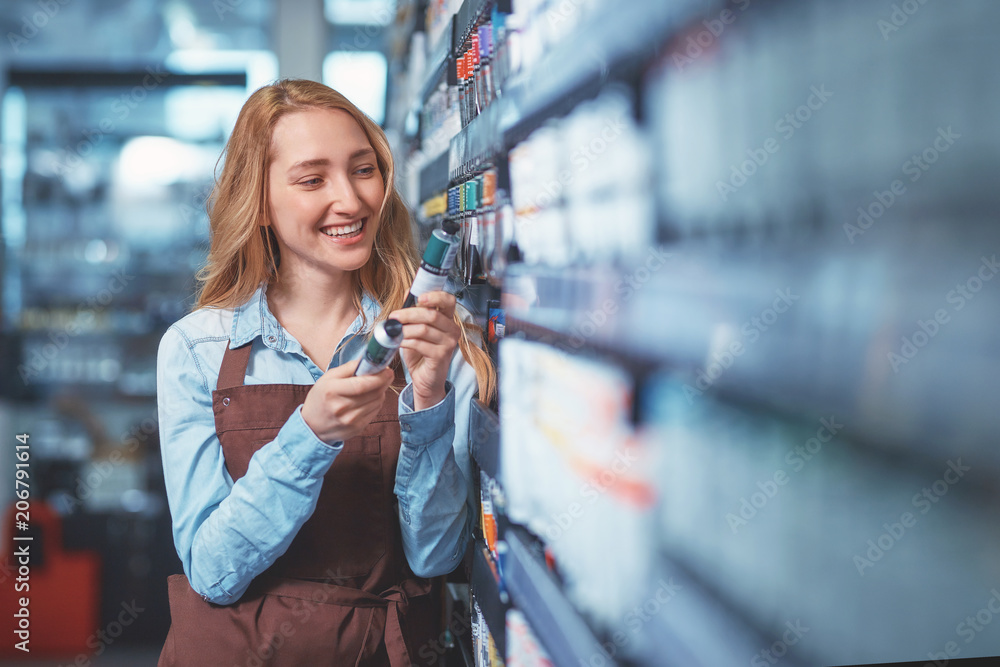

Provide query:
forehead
left=269, top=107, right=372, bottom=164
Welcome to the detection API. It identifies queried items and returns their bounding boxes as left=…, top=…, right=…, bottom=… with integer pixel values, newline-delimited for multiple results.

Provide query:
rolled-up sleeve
left=394, top=341, right=479, bottom=577
left=157, top=328, right=340, bottom=604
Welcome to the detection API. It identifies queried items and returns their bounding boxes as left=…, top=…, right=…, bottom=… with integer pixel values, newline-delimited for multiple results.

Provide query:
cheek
left=366, top=178, right=386, bottom=207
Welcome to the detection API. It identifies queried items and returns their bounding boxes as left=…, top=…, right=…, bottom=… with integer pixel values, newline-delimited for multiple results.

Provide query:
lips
left=320, top=218, right=366, bottom=238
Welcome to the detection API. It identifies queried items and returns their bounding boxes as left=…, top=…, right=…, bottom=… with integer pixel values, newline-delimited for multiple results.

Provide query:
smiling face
left=266, top=107, right=385, bottom=282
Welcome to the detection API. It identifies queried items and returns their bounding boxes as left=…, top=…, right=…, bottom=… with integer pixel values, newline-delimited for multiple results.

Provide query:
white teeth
left=321, top=219, right=364, bottom=237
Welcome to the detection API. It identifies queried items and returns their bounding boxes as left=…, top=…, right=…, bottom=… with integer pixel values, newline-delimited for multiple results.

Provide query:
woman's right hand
left=301, top=362, right=395, bottom=444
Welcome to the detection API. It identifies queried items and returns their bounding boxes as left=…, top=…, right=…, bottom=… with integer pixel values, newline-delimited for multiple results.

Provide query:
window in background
left=324, top=0, right=396, bottom=26
left=323, top=50, right=389, bottom=125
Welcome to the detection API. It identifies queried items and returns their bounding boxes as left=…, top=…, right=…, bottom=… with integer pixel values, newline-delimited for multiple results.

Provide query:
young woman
left=156, top=79, right=494, bottom=666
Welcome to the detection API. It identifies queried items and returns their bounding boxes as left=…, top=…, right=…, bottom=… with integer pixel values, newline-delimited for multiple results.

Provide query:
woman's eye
left=356, top=167, right=375, bottom=176
left=301, top=177, right=322, bottom=186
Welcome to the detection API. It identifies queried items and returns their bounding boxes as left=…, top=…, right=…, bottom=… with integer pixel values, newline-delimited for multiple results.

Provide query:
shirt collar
left=228, top=283, right=383, bottom=350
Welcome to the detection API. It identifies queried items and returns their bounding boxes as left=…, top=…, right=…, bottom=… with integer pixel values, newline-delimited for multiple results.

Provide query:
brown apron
left=159, top=341, right=440, bottom=666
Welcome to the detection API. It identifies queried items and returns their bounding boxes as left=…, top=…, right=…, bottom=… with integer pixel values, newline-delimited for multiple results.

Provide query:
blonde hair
left=196, top=78, right=495, bottom=403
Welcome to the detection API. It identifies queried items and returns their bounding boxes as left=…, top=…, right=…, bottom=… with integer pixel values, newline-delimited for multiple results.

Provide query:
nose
left=326, top=172, right=363, bottom=217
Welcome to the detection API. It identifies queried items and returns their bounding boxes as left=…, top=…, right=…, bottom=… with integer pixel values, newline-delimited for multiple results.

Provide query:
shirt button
left=267, top=335, right=276, bottom=343
left=222, top=397, right=230, bottom=406
left=401, top=423, right=412, bottom=432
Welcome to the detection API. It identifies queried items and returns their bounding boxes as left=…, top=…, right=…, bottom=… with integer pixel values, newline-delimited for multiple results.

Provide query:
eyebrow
left=287, top=148, right=375, bottom=173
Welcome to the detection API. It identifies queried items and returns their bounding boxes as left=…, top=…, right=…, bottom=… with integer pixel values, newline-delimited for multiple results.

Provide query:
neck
left=267, top=263, right=359, bottom=329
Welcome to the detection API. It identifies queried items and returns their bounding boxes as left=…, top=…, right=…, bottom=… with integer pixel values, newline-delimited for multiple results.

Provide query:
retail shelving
left=417, top=15, right=456, bottom=109
left=454, top=0, right=511, bottom=49
left=393, top=0, right=1000, bottom=664
left=418, top=149, right=451, bottom=208
left=470, top=540, right=508, bottom=661
left=469, top=399, right=500, bottom=480
left=7, top=69, right=247, bottom=88
left=503, top=526, right=613, bottom=666
left=448, top=99, right=504, bottom=180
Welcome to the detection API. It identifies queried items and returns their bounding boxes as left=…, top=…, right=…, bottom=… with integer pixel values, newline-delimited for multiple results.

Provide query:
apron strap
left=217, top=341, right=253, bottom=389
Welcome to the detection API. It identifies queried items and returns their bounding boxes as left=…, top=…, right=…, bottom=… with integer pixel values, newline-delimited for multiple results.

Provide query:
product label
left=409, top=265, right=448, bottom=298
left=356, top=339, right=395, bottom=375
left=469, top=214, right=480, bottom=245
left=355, top=357, right=383, bottom=376
left=442, top=236, right=460, bottom=269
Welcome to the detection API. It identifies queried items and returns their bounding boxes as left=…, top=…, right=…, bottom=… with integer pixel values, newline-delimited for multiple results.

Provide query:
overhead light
left=323, top=51, right=388, bottom=124
left=324, top=0, right=395, bottom=26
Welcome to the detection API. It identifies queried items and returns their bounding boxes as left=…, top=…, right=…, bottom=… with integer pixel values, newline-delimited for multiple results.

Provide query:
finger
left=416, top=291, right=456, bottom=315
left=387, top=307, right=438, bottom=324
left=400, top=338, right=455, bottom=361
left=330, top=368, right=394, bottom=397
left=400, top=322, right=456, bottom=345
left=389, top=307, right=460, bottom=333
left=328, top=360, right=363, bottom=377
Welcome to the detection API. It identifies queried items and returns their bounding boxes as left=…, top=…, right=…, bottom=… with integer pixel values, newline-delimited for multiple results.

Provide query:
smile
left=320, top=218, right=365, bottom=239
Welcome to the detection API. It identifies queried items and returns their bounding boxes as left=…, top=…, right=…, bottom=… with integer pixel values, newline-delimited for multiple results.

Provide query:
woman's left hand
left=389, top=291, right=461, bottom=411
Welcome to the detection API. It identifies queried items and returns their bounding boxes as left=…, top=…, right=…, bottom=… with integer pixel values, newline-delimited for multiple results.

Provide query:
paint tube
left=354, top=319, right=403, bottom=376
left=403, top=219, right=461, bottom=308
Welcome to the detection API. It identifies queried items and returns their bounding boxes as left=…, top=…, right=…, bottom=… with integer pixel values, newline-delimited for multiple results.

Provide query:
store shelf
left=449, top=99, right=505, bottom=179
left=630, top=556, right=806, bottom=667
left=454, top=0, right=511, bottom=49
left=497, top=0, right=706, bottom=147
left=503, top=525, right=613, bottom=667
left=469, top=399, right=500, bottom=479
left=417, top=15, right=456, bottom=109
left=471, top=539, right=508, bottom=661
left=506, top=316, right=658, bottom=424
left=455, top=282, right=495, bottom=331
left=456, top=633, right=475, bottom=667
left=8, top=68, right=247, bottom=88
left=506, top=227, right=1000, bottom=469
left=418, top=149, right=451, bottom=204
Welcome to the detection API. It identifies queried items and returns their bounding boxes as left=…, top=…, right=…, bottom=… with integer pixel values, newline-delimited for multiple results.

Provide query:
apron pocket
left=160, top=574, right=372, bottom=667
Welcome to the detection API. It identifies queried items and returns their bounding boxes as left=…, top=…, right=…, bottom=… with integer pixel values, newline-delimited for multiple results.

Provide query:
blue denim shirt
left=156, top=285, right=475, bottom=604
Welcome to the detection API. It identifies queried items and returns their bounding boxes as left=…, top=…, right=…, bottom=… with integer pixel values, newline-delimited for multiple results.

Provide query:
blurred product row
left=388, top=0, right=1000, bottom=665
